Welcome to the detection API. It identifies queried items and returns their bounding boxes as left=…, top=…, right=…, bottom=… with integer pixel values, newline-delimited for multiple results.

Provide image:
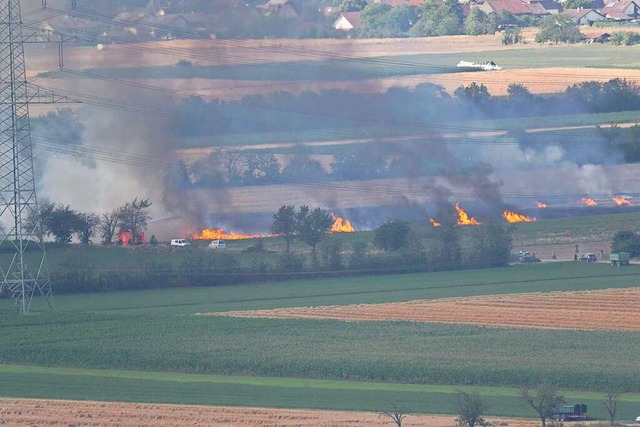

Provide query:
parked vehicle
left=610, top=252, right=630, bottom=266
left=578, top=253, right=597, bottom=262
left=552, top=403, right=587, bottom=421
left=170, top=239, right=190, bottom=247
left=519, top=254, right=541, bottom=263
left=208, top=240, right=226, bottom=249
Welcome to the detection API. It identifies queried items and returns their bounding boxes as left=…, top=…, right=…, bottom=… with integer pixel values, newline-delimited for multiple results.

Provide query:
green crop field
left=176, top=110, right=640, bottom=150
left=2, top=259, right=640, bottom=418
left=74, top=44, right=640, bottom=82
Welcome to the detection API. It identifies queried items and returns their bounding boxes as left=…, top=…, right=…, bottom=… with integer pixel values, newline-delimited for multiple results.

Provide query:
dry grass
left=201, top=287, right=640, bottom=331
left=0, top=398, right=544, bottom=426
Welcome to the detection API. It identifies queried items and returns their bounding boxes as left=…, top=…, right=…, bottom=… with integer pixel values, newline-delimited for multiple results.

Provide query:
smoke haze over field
left=20, top=3, right=640, bottom=235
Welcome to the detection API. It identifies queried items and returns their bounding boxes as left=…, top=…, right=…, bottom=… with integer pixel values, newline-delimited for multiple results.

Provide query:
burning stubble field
left=2, top=262, right=640, bottom=420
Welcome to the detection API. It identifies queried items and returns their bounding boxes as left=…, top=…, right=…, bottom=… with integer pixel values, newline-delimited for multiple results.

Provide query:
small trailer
left=610, top=252, right=630, bottom=266
left=552, top=403, right=587, bottom=421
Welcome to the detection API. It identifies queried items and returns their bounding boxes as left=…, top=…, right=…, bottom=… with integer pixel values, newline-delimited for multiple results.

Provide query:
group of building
left=40, top=0, right=640, bottom=41
left=332, top=0, right=640, bottom=32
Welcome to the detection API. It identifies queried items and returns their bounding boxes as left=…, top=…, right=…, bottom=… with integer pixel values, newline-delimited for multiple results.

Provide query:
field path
left=202, top=287, right=640, bottom=331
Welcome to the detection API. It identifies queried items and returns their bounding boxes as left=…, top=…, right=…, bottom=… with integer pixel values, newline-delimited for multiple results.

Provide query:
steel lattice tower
left=0, top=0, right=52, bottom=314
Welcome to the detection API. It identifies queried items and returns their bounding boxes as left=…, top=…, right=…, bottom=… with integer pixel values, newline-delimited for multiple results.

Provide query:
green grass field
left=76, top=44, right=640, bottom=82
left=2, top=365, right=639, bottom=419
left=2, top=259, right=640, bottom=418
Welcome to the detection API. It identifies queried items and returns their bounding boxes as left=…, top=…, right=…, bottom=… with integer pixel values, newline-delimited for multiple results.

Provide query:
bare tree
left=99, top=208, right=120, bottom=245
left=603, top=390, right=623, bottom=427
left=519, top=383, right=565, bottom=427
left=379, top=408, right=407, bottom=427
left=117, top=197, right=152, bottom=240
left=455, top=390, right=489, bottom=427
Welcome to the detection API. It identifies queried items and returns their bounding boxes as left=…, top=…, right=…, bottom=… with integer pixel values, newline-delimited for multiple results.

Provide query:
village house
left=600, top=0, right=640, bottom=20
left=333, top=12, right=362, bottom=31
left=562, top=8, right=607, bottom=24
left=373, top=0, right=425, bottom=5
left=256, top=0, right=300, bottom=19
left=477, top=0, right=557, bottom=16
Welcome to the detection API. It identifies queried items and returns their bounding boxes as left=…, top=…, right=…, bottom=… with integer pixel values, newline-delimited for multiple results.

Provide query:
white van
left=208, top=240, right=226, bottom=249
left=170, top=239, right=190, bottom=247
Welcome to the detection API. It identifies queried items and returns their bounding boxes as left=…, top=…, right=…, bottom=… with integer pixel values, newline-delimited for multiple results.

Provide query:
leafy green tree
left=535, top=15, right=583, bottom=44
left=623, top=32, right=640, bottom=45
left=384, top=5, right=418, bottom=34
left=501, top=26, right=522, bottom=45
left=296, top=206, right=333, bottom=253
left=243, top=153, right=281, bottom=184
left=45, top=205, right=82, bottom=244
left=472, top=223, right=512, bottom=268
left=360, top=3, right=392, bottom=32
left=374, top=219, right=411, bottom=252
left=454, top=390, right=489, bottom=427
left=507, top=83, right=533, bottom=100
left=116, top=197, right=152, bottom=241
left=331, top=152, right=387, bottom=180
left=611, top=230, right=640, bottom=257
left=519, top=382, right=566, bottom=427
left=430, top=224, right=461, bottom=270
left=610, top=31, right=626, bottom=45
left=454, top=82, right=491, bottom=105
left=411, top=0, right=462, bottom=36
left=76, top=212, right=99, bottom=245
left=272, top=205, right=297, bottom=252
left=563, top=0, right=591, bottom=8
left=281, top=154, right=326, bottom=182
left=464, top=9, right=496, bottom=35
left=319, top=239, right=343, bottom=270
left=340, top=0, right=368, bottom=12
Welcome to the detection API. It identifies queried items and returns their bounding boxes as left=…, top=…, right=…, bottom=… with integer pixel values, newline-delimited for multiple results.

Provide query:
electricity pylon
left=0, top=0, right=66, bottom=314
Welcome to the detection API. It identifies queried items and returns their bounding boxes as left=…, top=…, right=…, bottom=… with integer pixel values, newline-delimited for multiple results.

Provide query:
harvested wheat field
left=202, top=287, right=640, bottom=331
left=0, top=398, right=546, bottom=427
left=25, top=33, right=527, bottom=75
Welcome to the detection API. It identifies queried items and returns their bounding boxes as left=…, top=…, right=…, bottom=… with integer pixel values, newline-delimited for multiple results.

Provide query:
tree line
left=177, top=78, right=640, bottom=137
left=169, top=78, right=640, bottom=189
left=385, top=384, right=625, bottom=427
left=27, top=197, right=153, bottom=245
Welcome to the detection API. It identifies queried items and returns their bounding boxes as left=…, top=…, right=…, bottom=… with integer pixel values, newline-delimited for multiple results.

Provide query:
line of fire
left=183, top=194, right=635, bottom=242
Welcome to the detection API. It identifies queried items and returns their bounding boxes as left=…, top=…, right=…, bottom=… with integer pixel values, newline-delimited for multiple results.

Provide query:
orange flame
left=193, top=228, right=269, bottom=240
left=503, top=210, right=536, bottom=223
left=429, top=218, right=442, bottom=227
left=455, top=202, right=481, bottom=226
left=613, top=196, right=632, bottom=206
left=581, top=197, right=598, bottom=206
left=536, top=201, right=547, bottom=208
left=331, top=214, right=355, bottom=233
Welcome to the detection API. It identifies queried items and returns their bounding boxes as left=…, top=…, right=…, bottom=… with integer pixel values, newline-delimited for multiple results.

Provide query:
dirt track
left=202, top=287, right=640, bottom=331
left=0, top=398, right=547, bottom=426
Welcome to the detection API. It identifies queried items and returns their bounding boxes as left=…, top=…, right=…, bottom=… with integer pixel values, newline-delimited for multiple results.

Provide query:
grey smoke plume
left=36, top=81, right=177, bottom=221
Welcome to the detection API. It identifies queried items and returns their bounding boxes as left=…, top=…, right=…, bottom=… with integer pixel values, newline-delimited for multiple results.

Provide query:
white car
left=636, top=415, right=640, bottom=423
left=208, top=240, right=226, bottom=249
left=170, top=239, right=190, bottom=247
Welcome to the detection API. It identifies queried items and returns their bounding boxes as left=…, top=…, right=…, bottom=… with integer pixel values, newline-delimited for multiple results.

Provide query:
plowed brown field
left=0, top=398, right=544, bottom=426
left=202, top=287, right=640, bottom=331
